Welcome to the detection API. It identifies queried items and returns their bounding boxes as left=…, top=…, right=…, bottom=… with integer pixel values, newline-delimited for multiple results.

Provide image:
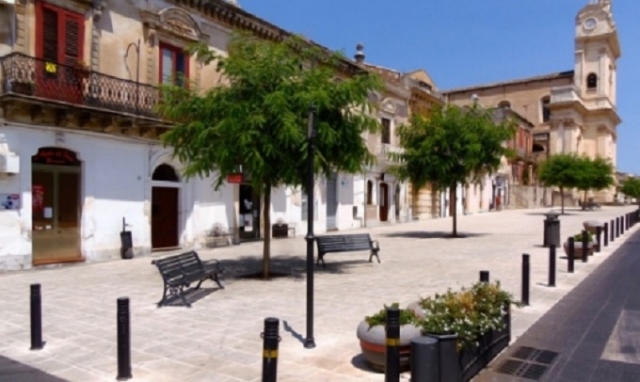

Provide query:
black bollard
left=616, top=217, right=620, bottom=237
left=621, top=216, right=625, bottom=235
left=581, top=230, right=589, bottom=263
left=30, top=284, right=45, bottom=350
left=521, top=254, right=530, bottom=306
left=116, top=297, right=132, bottom=381
left=610, top=219, right=615, bottom=242
left=604, top=222, right=609, bottom=247
left=568, top=237, right=575, bottom=273
left=385, top=306, right=401, bottom=382
left=548, top=245, right=556, bottom=287
left=596, top=226, right=602, bottom=253
left=479, top=270, right=490, bottom=283
left=261, top=317, right=280, bottom=382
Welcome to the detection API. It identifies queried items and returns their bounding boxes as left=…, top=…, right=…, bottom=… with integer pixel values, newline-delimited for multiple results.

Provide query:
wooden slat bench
left=151, top=251, right=224, bottom=308
left=315, top=233, right=380, bottom=268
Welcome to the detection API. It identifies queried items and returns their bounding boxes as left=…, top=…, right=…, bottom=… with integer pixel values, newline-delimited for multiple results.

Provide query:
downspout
left=363, top=168, right=367, bottom=228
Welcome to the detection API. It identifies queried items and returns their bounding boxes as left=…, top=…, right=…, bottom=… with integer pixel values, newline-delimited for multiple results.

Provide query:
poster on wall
left=0, top=194, right=20, bottom=210
left=244, top=213, right=253, bottom=232
left=32, top=185, right=44, bottom=212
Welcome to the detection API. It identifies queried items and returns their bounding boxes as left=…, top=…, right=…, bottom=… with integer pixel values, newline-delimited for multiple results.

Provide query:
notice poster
left=244, top=213, right=253, bottom=232
left=32, top=185, right=44, bottom=212
left=0, top=194, right=20, bottom=210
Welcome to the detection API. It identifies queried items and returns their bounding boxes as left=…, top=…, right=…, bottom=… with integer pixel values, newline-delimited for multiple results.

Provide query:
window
left=36, top=3, right=85, bottom=75
left=498, top=100, right=511, bottom=109
left=541, top=96, right=551, bottom=123
left=587, top=73, right=598, bottom=90
left=381, top=118, right=391, bottom=144
left=160, top=43, right=189, bottom=86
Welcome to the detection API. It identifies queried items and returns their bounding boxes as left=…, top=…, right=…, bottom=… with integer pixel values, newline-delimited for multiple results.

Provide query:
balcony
left=550, top=85, right=582, bottom=105
left=377, top=143, right=404, bottom=162
left=0, top=53, right=165, bottom=129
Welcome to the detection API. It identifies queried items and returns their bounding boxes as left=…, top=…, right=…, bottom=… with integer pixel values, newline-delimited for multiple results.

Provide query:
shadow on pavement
left=0, top=354, right=68, bottom=382
left=383, top=231, right=487, bottom=239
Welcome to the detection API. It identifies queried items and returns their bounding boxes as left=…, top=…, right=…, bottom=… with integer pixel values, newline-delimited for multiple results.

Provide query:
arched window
left=152, top=164, right=179, bottom=182
left=498, top=100, right=511, bottom=109
left=366, top=180, right=373, bottom=205
left=587, top=73, right=598, bottom=90
left=540, top=96, right=551, bottom=123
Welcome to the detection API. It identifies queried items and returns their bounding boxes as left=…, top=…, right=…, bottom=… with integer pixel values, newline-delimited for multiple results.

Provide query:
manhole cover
left=495, top=346, right=558, bottom=381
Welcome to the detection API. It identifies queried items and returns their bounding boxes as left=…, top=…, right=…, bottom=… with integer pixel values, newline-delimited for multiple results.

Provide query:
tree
left=574, top=156, right=614, bottom=209
left=157, top=33, right=383, bottom=279
left=621, top=177, right=640, bottom=205
left=537, top=154, right=583, bottom=214
left=392, top=104, right=515, bottom=237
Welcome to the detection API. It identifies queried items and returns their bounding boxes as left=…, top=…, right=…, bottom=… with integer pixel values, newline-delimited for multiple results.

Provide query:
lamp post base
left=304, top=338, right=316, bottom=349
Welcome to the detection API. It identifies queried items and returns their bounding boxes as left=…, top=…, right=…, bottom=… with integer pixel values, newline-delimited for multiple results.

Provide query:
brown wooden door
left=152, top=187, right=179, bottom=249
left=379, top=183, right=389, bottom=222
left=35, top=2, right=85, bottom=103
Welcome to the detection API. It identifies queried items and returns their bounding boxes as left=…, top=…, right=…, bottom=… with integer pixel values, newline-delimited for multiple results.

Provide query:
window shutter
left=42, top=8, right=58, bottom=63
left=62, top=15, right=84, bottom=67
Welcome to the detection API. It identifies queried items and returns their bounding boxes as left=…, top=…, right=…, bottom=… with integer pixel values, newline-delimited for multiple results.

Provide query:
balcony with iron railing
left=0, top=53, right=161, bottom=120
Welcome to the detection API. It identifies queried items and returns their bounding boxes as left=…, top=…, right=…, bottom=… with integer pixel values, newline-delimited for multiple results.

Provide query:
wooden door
left=35, top=2, right=85, bottom=103
left=151, top=187, right=179, bottom=249
left=379, top=183, right=389, bottom=222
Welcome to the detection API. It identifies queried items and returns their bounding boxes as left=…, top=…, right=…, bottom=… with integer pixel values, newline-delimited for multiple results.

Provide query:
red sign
left=32, top=147, right=80, bottom=166
left=226, top=173, right=243, bottom=184
left=32, top=185, right=44, bottom=212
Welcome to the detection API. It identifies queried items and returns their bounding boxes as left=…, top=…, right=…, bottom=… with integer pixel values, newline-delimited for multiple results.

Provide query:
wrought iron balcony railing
left=0, top=53, right=160, bottom=119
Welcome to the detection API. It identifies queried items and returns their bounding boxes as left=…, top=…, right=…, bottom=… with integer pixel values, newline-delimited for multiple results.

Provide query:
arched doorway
left=151, top=164, right=180, bottom=249
left=31, top=147, right=82, bottom=265
left=379, top=182, right=389, bottom=222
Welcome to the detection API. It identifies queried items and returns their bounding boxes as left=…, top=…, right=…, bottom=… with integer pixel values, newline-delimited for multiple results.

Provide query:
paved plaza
left=0, top=206, right=637, bottom=382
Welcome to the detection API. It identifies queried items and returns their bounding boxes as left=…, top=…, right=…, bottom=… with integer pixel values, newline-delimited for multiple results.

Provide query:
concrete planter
left=356, top=321, right=422, bottom=372
left=563, top=240, right=594, bottom=259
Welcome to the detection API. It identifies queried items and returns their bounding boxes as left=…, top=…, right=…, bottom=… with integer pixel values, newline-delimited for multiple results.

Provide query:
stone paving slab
left=0, top=206, right=637, bottom=381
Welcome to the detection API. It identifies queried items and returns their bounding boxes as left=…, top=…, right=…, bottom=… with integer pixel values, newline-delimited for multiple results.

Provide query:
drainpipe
left=363, top=169, right=367, bottom=228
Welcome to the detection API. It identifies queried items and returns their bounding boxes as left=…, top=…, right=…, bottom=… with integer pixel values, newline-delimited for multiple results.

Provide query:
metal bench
left=151, top=251, right=224, bottom=308
left=315, top=233, right=380, bottom=268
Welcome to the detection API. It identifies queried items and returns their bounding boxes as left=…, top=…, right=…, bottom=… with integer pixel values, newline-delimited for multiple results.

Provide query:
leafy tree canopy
left=621, top=177, right=640, bottom=201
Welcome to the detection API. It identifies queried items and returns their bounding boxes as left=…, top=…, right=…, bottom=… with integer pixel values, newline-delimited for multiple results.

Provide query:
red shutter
left=62, top=13, right=84, bottom=67
left=41, top=8, right=58, bottom=63
left=36, top=2, right=84, bottom=65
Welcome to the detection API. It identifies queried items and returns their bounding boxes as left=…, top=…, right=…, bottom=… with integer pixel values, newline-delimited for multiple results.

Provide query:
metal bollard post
left=581, top=230, right=589, bottom=263
left=621, top=216, right=625, bottom=235
left=479, top=270, right=490, bottom=283
left=116, top=297, right=132, bottom=381
left=30, top=284, right=45, bottom=350
left=521, top=254, right=530, bottom=306
left=548, top=245, right=556, bottom=287
left=611, top=219, right=615, bottom=242
left=385, top=306, right=401, bottom=382
left=604, top=222, right=609, bottom=247
left=568, top=237, right=575, bottom=273
left=261, top=317, right=280, bottom=382
left=596, top=226, right=602, bottom=253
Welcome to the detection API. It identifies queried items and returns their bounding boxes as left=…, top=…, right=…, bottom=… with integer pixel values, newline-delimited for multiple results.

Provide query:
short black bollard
left=261, top=317, right=280, bottom=382
left=116, top=297, right=132, bottom=381
left=548, top=245, right=556, bottom=287
left=604, top=222, right=609, bottom=247
left=621, top=216, right=625, bottom=235
left=30, top=284, right=45, bottom=350
left=521, top=254, right=530, bottom=306
left=581, top=230, right=589, bottom=263
left=568, top=237, right=575, bottom=273
left=596, top=226, right=602, bottom=253
left=479, top=270, right=490, bottom=283
left=611, top=219, right=615, bottom=242
left=385, top=306, right=401, bottom=382
left=617, top=217, right=621, bottom=237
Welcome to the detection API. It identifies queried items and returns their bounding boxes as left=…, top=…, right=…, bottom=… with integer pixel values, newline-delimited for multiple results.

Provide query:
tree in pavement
left=574, top=156, right=615, bottom=209
left=156, top=33, right=383, bottom=279
left=391, top=104, right=516, bottom=237
left=537, top=154, right=583, bottom=214
left=621, top=177, right=640, bottom=205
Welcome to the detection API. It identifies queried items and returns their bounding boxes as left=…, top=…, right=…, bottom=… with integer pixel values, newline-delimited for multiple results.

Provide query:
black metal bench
left=315, top=233, right=380, bottom=268
left=151, top=251, right=224, bottom=308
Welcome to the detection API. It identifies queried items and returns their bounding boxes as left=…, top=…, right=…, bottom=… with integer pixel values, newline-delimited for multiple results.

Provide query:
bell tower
left=574, top=0, right=621, bottom=104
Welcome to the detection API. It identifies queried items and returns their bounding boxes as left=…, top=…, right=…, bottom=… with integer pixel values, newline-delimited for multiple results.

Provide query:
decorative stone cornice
left=141, top=7, right=210, bottom=42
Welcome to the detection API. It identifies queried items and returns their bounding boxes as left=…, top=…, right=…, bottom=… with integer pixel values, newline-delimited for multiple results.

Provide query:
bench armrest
left=371, top=240, right=380, bottom=250
left=203, top=259, right=223, bottom=273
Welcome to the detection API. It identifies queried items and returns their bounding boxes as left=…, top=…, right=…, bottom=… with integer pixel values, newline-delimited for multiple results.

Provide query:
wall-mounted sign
left=32, top=147, right=80, bottom=166
left=32, top=185, right=44, bottom=212
left=0, top=194, right=20, bottom=210
left=226, top=173, right=243, bottom=184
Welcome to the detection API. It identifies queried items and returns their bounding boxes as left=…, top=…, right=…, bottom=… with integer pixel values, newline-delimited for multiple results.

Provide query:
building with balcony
left=444, top=0, right=621, bottom=205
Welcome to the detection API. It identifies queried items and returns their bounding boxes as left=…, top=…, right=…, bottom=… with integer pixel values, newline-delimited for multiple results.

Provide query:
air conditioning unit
left=0, top=152, right=20, bottom=174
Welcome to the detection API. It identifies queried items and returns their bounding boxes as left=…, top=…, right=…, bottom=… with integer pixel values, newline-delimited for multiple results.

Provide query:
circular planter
left=407, top=301, right=427, bottom=319
left=356, top=321, right=422, bottom=372
left=583, top=220, right=604, bottom=235
left=563, top=240, right=594, bottom=260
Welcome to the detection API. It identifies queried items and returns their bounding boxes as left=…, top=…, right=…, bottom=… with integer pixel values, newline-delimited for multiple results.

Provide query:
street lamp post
left=304, top=104, right=317, bottom=349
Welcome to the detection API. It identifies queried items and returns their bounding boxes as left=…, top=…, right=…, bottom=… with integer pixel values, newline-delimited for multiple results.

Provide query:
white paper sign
left=44, top=207, right=53, bottom=219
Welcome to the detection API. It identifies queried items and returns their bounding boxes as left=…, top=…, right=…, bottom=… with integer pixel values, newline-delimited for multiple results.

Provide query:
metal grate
left=512, top=346, right=559, bottom=365
left=495, top=346, right=558, bottom=380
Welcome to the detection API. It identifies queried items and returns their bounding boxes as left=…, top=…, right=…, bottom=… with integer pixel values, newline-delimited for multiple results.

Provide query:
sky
left=239, top=0, right=639, bottom=174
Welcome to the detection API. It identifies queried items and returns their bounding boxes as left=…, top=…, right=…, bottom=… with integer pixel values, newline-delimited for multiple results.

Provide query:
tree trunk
left=583, top=190, right=588, bottom=210
left=450, top=184, right=458, bottom=237
left=560, top=186, right=565, bottom=214
left=262, top=183, right=272, bottom=279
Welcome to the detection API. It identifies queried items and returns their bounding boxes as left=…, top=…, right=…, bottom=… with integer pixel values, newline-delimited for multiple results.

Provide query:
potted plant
left=583, top=220, right=604, bottom=235
left=418, top=282, right=517, bottom=382
left=356, top=303, right=422, bottom=372
left=272, top=218, right=289, bottom=238
left=563, top=231, right=595, bottom=259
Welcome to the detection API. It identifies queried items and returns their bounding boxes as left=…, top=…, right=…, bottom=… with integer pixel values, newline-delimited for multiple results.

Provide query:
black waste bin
left=543, top=212, right=561, bottom=248
left=120, top=217, right=133, bottom=259
left=411, top=336, right=439, bottom=382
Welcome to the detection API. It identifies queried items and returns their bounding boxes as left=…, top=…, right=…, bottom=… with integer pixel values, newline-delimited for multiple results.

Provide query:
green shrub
left=364, top=302, right=419, bottom=328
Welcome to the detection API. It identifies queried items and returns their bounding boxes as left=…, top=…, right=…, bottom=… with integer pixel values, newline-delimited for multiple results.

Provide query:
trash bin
left=120, top=217, right=133, bottom=259
left=411, top=336, right=439, bottom=382
left=543, top=211, right=561, bottom=248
